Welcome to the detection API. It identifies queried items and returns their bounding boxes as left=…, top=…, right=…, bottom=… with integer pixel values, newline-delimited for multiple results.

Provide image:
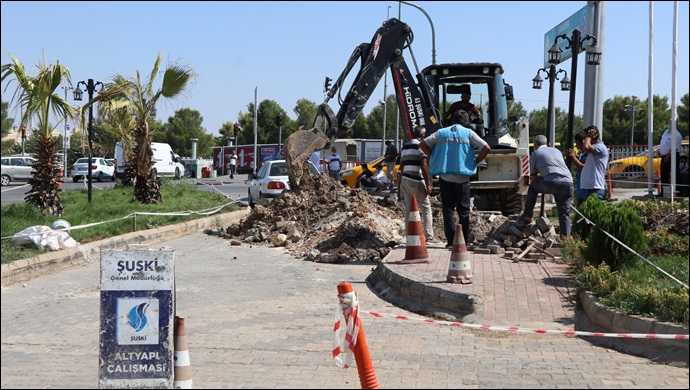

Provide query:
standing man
left=421, top=110, right=490, bottom=248
left=399, top=125, right=437, bottom=243
left=310, top=149, right=322, bottom=173
left=519, top=135, right=574, bottom=238
left=567, top=133, right=588, bottom=206
left=580, top=125, right=609, bottom=201
left=228, top=149, right=238, bottom=179
left=328, top=146, right=342, bottom=182
left=658, top=118, right=682, bottom=197
left=384, top=140, right=398, bottom=190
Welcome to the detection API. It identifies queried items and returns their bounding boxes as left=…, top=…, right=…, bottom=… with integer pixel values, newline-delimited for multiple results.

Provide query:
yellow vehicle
left=608, top=140, right=688, bottom=179
left=339, top=156, right=399, bottom=189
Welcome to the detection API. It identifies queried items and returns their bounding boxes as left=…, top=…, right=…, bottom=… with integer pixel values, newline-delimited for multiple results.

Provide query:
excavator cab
left=420, top=63, right=514, bottom=148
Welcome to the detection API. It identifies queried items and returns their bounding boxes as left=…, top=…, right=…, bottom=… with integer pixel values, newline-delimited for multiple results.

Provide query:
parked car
left=247, top=160, right=319, bottom=208
left=339, top=155, right=399, bottom=189
left=1, top=155, right=37, bottom=186
left=70, top=157, right=116, bottom=182
left=608, top=140, right=689, bottom=179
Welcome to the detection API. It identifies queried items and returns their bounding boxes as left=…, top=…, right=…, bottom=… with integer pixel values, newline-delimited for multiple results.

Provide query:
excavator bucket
left=283, top=102, right=340, bottom=190
left=283, top=127, right=329, bottom=190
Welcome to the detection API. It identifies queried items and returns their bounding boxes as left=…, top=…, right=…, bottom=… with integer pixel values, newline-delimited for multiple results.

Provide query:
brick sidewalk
left=382, top=245, right=578, bottom=329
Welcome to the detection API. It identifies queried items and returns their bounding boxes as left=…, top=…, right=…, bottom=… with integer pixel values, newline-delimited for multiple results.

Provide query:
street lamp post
left=276, top=114, right=283, bottom=158
left=624, top=96, right=637, bottom=145
left=532, top=61, right=569, bottom=217
left=400, top=1, right=436, bottom=65
left=382, top=4, right=391, bottom=153
left=73, top=79, right=104, bottom=203
left=61, top=85, right=73, bottom=176
left=532, top=63, right=570, bottom=147
left=553, top=30, right=602, bottom=168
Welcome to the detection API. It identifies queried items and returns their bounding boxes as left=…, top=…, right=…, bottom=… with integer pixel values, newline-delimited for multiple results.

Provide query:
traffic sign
left=544, top=4, right=591, bottom=67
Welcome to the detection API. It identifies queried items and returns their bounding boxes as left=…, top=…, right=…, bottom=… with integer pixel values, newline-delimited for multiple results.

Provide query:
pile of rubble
left=216, top=172, right=405, bottom=262
left=470, top=215, right=562, bottom=262
left=212, top=170, right=563, bottom=263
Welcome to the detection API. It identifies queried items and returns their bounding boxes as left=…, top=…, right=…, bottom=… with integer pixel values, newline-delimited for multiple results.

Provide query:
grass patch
left=1, top=180, right=236, bottom=263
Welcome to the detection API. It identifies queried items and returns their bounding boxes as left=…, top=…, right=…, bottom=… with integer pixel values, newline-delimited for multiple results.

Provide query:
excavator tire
left=499, top=187, right=523, bottom=217
left=473, top=187, right=522, bottom=217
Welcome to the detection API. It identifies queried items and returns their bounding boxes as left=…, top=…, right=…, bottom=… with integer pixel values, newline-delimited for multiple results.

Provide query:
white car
left=247, top=160, right=319, bottom=207
left=1, top=155, right=37, bottom=186
left=70, top=157, right=116, bottom=182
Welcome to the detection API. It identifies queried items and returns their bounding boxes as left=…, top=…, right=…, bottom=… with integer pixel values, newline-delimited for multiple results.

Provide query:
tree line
left=2, top=52, right=688, bottom=215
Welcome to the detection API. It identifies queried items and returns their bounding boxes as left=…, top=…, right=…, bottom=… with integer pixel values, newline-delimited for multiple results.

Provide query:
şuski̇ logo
left=127, top=302, right=149, bottom=332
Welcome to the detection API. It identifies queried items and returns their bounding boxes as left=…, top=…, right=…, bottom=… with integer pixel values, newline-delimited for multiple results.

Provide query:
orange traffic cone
left=335, top=282, right=379, bottom=389
left=402, top=195, right=429, bottom=264
left=174, top=316, right=193, bottom=389
left=447, top=224, right=473, bottom=284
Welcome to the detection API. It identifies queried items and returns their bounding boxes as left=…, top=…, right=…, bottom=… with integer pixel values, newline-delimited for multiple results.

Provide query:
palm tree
left=1, top=53, right=74, bottom=215
left=105, top=55, right=195, bottom=204
left=99, top=105, right=135, bottom=185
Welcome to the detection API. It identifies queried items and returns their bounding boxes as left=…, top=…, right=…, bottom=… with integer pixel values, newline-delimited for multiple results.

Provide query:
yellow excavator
left=285, top=17, right=529, bottom=216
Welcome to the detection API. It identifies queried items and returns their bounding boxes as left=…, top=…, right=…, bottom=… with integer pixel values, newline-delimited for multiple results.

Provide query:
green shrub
left=571, top=195, right=608, bottom=240
left=574, top=262, right=623, bottom=297
left=577, top=262, right=689, bottom=326
left=585, top=205, right=646, bottom=271
left=656, top=287, right=690, bottom=325
left=573, top=197, right=647, bottom=271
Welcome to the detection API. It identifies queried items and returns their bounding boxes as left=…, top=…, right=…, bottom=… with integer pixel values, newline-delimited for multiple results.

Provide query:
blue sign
left=544, top=4, right=591, bottom=67
left=99, top=249, right=175, bottom=388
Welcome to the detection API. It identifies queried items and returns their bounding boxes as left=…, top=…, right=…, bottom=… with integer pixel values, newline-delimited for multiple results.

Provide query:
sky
left=1, top=1, right=688, bottom=138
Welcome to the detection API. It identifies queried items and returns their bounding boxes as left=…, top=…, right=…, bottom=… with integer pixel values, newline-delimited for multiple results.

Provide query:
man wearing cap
left=421, top=110, right=490, bottom=248
left=399, top=125, right=437, bottom=243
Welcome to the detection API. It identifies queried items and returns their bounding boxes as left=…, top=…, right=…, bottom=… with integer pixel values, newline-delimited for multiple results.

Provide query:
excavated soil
left=211, top=165, right=688, bottom=263
left=213, top=171, right=508, bottom=262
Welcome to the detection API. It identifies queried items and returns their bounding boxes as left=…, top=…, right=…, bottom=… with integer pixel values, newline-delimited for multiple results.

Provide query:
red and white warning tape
left=363, top=310, right=689, bottom=340
left=332, top=291, right=361, bottom=368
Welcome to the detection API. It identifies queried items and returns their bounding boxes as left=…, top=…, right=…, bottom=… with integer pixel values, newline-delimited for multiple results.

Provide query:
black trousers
left=439, top=178, right=471, bottom=246
left=660, top=153, right=680, bottom=186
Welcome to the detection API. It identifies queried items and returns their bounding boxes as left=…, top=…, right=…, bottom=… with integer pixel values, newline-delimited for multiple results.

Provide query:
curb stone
left=578, top=290, right=688, bottom=366
left=1, top=207, right=250, bottom=287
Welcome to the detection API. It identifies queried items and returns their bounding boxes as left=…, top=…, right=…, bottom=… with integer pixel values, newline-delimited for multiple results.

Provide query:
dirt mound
left=641, top=208, right=689, bottom=236
left=217, top=172, right=406, bottom=262
left=213, top=169, right=520, bottom=262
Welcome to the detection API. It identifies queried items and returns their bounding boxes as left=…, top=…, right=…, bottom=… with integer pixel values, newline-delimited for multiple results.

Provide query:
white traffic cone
left=174, top=316, right=193, bottom=389
left=447, top=224, right=473, bottom=284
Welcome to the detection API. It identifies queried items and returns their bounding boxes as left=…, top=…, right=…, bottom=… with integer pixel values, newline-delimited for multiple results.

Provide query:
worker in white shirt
left=658, top=118, right=682, bottom=197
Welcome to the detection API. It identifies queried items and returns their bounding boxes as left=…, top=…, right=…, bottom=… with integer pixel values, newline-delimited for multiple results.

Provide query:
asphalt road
left=1, top=174, right=656, bottom=206
left=1, top=233, right=688, bottom=389
left=0, top=175, right=251, bottom=206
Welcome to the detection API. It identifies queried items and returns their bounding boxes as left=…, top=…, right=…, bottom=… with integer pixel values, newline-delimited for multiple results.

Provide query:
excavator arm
left=285, top=18, right=440, bottom=189
left=314, top=18, right=441, bottom=142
